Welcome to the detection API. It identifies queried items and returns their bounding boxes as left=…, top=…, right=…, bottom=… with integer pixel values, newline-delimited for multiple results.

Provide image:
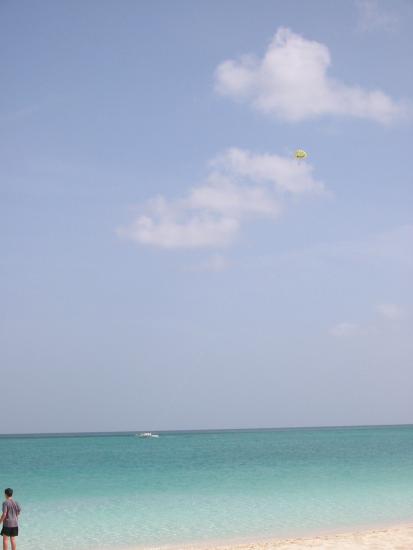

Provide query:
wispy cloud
left=356, top=0, right=399, bottom=32
left=329, top=322, right=361, bottom=337
left=284, top=224, right=413, bottom=268
left=330, top=302, right=408, bottom=338
left=118, top=148, right=324, bottom=250
left=215, top=27, right=406, bottom=124
left=376, top=303, right=406, bottom=321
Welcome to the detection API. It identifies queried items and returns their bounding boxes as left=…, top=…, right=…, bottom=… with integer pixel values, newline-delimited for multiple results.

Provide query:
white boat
left=137, top=432, right=159, bottom=438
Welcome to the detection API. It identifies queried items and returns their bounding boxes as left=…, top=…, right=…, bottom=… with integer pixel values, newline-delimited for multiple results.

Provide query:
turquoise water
left=1, top=425, right=413, bottom=549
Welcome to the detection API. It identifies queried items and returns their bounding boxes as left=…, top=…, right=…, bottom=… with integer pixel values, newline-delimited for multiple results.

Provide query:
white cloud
left=212, top=148, right=324, bottom=195
left=356, top=0, right=399, bottom=32
left=215, top=27, right=405, bottom=123
left=189, top=172, right=281, bottom=218
left=376, top=303, right=406, bottom=321
left=118, top=213, right=239, bottom=249
left=118, top=148, right=323, bottom=250
left=330, top=322, right=361, bottom=337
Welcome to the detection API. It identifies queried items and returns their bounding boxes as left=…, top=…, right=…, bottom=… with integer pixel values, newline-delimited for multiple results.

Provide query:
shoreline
left=119, top=523, right=413, bottom=550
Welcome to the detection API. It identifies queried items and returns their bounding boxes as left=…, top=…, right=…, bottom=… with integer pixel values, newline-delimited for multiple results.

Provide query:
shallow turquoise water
left=1, top=425, right=413, bottom=549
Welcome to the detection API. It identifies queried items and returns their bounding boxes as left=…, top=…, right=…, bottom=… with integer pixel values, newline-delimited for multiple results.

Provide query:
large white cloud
left=215, top=27, right=405, bottom=123
left=118, top=148, right=324, bottom=249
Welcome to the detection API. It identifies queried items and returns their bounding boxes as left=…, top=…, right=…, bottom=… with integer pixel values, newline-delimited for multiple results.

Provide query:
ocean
left=1, top=425, right=413, bottom=549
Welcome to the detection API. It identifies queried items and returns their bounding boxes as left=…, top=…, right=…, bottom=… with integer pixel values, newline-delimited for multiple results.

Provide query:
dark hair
left=5, top=488, right=13, bottom=497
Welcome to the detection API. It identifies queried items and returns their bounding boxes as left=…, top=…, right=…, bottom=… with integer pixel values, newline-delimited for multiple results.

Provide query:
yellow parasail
left=294, top=149, right=308, bottom=160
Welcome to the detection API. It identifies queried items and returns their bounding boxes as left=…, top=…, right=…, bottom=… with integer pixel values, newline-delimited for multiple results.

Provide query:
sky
left=1, top=0, right=412, bottom=434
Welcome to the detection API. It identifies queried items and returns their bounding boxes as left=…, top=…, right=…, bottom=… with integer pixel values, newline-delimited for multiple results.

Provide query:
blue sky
left=1, top=0, right=412, bottom=433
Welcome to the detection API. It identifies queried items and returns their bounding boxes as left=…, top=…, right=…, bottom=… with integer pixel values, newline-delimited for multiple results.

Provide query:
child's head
left=4, top=488, right=13, bottom=498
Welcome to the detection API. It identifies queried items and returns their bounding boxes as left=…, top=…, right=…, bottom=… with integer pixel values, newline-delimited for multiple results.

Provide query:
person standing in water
left=0, top=488, right=21, bottom=550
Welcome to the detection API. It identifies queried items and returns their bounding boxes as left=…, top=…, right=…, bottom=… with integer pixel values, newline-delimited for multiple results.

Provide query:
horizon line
left=1, top=421, right=412, bottom=438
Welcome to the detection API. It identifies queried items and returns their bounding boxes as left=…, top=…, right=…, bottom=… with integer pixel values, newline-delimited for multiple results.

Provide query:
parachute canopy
left=294, top=149, right=308, bottom=160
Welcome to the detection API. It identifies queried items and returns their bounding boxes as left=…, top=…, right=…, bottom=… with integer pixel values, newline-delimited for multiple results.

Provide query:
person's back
left=2, top=500, right=20, bottom=529
left=1, top=488, right=21, bottom=550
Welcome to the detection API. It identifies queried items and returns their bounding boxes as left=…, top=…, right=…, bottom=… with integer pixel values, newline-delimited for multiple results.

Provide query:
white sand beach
left=138, top=524, right=413, bottom=550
